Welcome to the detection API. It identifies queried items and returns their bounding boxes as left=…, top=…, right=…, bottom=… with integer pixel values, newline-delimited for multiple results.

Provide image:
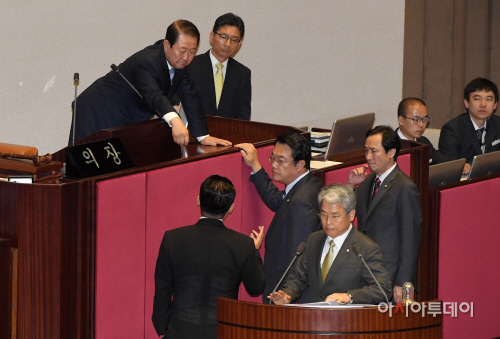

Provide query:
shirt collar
left=470, top=116, right=487, bottom=130
left=326, top=224, right=353, bottom=248
left=377, top=162, right=397, bottom=183
left=209, top=49, right=229, bottom=69
left=285, top=170, right=309, bottom=195
left=397, top=128, right=415, bottom=141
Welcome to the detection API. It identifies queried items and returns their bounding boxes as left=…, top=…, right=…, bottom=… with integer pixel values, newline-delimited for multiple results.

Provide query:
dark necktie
left=372, top=178, right=381, bottom=200
left=477, top=127, right=485, bottom=145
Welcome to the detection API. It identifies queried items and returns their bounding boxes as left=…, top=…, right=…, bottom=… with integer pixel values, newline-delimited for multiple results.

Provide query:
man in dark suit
left=69, top=20, right=231, bottom=147
left=270, top=184, right=391, bottom=305
left=152, top=175, right=266, bottom=339
left=236, top=133, right=324, bottom=303
left=439, top=77, right=500, bottom=174
left=346, top=126, right=422, bottom=303
left=188, top=13, right=251, bottom=120
left=396, top=97, right=449, bottom=165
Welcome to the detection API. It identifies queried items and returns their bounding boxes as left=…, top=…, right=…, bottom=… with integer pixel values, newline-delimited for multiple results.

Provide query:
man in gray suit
left=236, top=133, right=324, bottom=303
left=270, top=184, right=391, bottom=305
left=346, top=126, right=422, bottom=303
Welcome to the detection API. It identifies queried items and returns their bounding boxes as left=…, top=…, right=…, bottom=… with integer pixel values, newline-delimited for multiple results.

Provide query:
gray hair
left=318, top=183, right=356, bottom=213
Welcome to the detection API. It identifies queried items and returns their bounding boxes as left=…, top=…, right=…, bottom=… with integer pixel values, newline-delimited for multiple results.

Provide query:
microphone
left=352, top=245, right=390, bottom=305
left=269, top=242, right=306, bottom=304
left=110, top=64, right=144, bottom=99
left=72, top=73, right=79, bottom=146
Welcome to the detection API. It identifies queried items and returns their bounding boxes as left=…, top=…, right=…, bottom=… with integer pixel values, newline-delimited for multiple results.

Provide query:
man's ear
left=398, top=115, right=405, bottom=127
left=464, top=98, right=470, bottom=109
left=387, top=148, right=396, bottom=159
left=228, top=203, right=235, bottom=214
left=197, top=196, right=200, bottom=207
left=295, top=159, right=306, bottom=171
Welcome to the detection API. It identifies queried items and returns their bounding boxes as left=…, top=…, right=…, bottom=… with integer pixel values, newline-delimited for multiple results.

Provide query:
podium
left=217, top=298, right=443, bottom=338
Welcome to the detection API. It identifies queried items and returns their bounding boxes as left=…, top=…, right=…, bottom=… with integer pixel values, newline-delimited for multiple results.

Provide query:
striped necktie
left=321, top=240, right=335, bottom=282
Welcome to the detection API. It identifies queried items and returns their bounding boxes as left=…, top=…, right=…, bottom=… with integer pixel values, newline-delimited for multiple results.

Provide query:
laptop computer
left=322, top=113, right=375, bottom=158
left=468, top=149, right=500, bottom=180
left=429, top=158, right=466, bottom=188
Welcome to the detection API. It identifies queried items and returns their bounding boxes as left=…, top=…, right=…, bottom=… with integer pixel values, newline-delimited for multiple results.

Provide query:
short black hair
left=366, top=125, right=401, bottom=161
left=165, top=20, right=200, bottom=47
left=397, top=97, right=427, bottom=117
left=213, top=13, right=245, bottom=38
left=274, top=132, right=311, bottom=169
left=199, top=175, right=236, bottom=219
left=464, top=78, right=498, bottom=103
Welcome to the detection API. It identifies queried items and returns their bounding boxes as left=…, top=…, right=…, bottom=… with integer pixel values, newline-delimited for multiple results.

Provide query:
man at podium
left=271, top=184, right=391, bottom=305
left=69, top=20, right=231, bottom=147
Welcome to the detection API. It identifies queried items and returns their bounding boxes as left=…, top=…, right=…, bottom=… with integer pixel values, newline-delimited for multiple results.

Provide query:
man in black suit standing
left=188, top=13, right=251, bottom=120
left=439, top=78, right=500, bottom=174
left=346, top=126, right=422, bottom=303
left=236, top=133, right=324, bottom=303
left=70, top=20, right=231, bottom=147
left=270, top=184, right=391, bottom=305
left=152, top=175, right=266, bottom=339
left=396, top=97, right=449, bottom=165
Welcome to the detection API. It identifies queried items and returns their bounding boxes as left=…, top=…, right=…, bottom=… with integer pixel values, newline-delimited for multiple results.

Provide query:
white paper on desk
left=284, top=301, right=371, bottom=308
left=310, top=160, right=343, bottom=169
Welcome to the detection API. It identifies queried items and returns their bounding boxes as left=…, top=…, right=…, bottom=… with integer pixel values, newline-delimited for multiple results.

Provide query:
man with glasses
left=439, top=78, right=500, bottom=174
left=188, top=13, right=251, bottom=120
left=346, top=126, right=422, bottom=303
left=270, top=184, right=391, bottom=305
left=236, top=133, right=324, bottom=302
left=396, top=97, right=449, bottom=164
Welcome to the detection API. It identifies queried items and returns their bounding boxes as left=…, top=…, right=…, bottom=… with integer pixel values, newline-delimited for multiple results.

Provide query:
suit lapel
left=322, top=227, right=355, bottom=286
left=218, top=58, right=236, bottom=112
left=313, top=232, right=327, bottom=287
left=461, top=114, right=483, bottom=154
left=485, top=117, right=498, bottom=152
left=272, top=173, right=311, bottom=224
left=366, top=166, right=399, bottom=219
left=200, top=51, right=217, bottom=111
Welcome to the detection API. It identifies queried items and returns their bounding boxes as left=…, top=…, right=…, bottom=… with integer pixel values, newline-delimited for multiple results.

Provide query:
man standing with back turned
left=236, top=133, right=324, bottom=303
left=346, top=126, right=422, bottom=303
left=188, top=13, right=251, bottom=120
left=152, top=175, right=266, bottom=339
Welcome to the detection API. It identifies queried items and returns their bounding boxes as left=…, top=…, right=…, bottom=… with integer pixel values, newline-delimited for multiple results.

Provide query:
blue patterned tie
left=169, top=68, right=175, bottom=83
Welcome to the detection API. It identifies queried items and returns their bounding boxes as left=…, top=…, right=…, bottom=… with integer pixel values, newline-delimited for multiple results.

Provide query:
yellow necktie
left=321, top=240, right=335, bottom=282
left=215, top=63, right=224, bottom=108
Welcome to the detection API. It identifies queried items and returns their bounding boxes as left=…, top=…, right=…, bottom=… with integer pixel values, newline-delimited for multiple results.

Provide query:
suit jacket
left=69, top=40, right=208, bottom=143
left=188, top=50, right=251, bottom=120
left=355, top=165, right=422, bottom=288
left=281, top=227, right=392, bottom=304
left=439, top=112, right=500, bottom=164
left=152, top=218, right=265, bottom=339
left=250, top=169, right=324, bottom=302
left=416, top=136, right=450, bottom=165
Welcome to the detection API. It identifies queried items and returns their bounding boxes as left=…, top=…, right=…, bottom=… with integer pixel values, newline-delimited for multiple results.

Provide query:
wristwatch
left=346, top=291, right=353, bottom=304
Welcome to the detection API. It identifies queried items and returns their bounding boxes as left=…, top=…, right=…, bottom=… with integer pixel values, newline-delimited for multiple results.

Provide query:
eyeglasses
left=403, top=116, right=430, bottom=124
left=215, top=32, right=241, bottom=45
left=268, top=154, right=293, bottom=166
left=318, top=211, right=351, bottom=223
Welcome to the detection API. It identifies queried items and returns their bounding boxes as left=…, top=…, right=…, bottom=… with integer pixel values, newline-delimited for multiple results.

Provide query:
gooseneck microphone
left=110, top=64, right=144, bottom=99
left=269, top=242, right=306, bottom=304
left=352, top=245, right=390, bottom=305
left=72, top=73, right=79, bottom=146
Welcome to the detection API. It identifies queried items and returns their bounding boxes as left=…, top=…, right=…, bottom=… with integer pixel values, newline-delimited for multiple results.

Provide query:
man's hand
left=235, top=143, right=262, bottom=173
left=462, top=163, right=471, bottom=175
left=170, top=117, right=190, bottom=146
left=268, top=290, right=291, bottom=305
left=200, top=136, right=232, bottom=146
left=251, top=225, right=264, bottom=249
left=346, top=164, right=370, bottom=189
left=326, top=293, right=351, bottom=304
left=393, top=285, right=403, bottom=303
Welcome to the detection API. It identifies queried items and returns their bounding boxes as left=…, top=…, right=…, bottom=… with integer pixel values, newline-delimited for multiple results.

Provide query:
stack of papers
left=311, top=132, right=331, bottom=152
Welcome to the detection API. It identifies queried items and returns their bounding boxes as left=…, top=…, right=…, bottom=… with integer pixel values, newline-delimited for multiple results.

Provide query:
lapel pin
left=346, top=249, right=349, bottom=252
left=384, top=185, right=387, bottom=188
left=287, top=199, right=290, bottom=202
